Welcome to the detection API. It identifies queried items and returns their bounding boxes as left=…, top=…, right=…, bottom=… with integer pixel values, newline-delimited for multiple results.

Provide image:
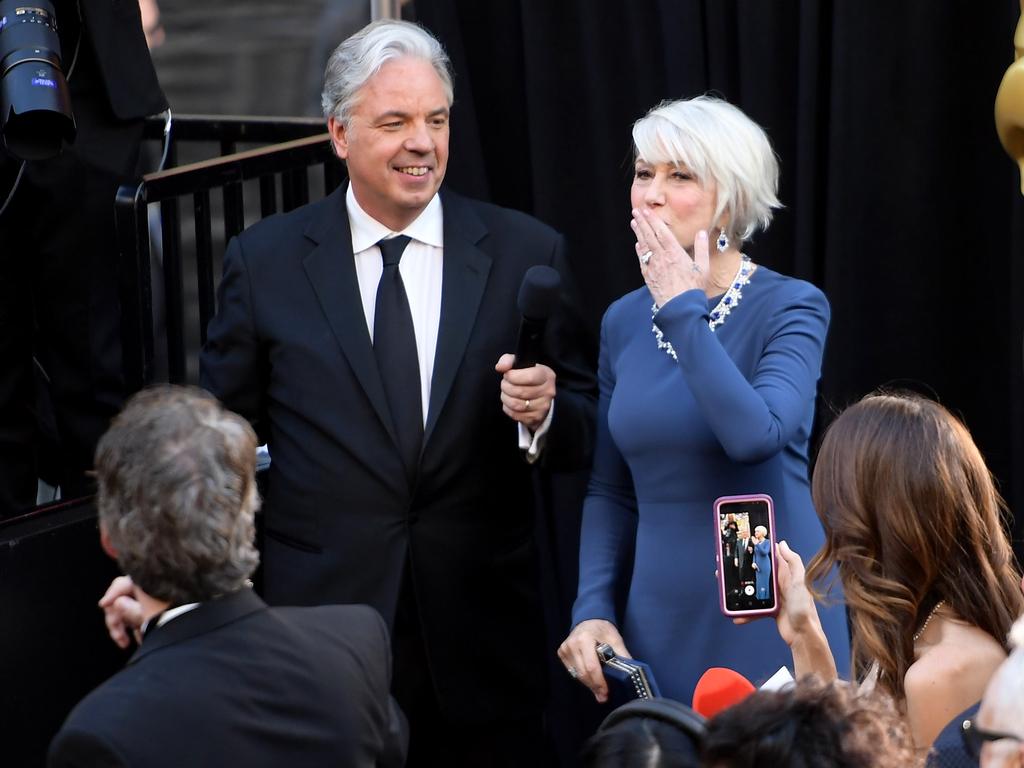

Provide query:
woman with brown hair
left=765, top=392, right=1024, bottom=749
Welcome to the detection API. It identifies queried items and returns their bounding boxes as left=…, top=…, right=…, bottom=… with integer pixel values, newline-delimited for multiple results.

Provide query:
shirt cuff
left=518, top=399, right=555, bottom=464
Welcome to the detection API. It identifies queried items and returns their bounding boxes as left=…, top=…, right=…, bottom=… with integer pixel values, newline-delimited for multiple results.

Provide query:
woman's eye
left=635, top=169, right=652, bottom=179
left=672, top=171, right=692, bottom=181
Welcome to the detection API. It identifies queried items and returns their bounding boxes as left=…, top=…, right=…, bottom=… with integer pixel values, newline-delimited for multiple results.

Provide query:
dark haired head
left=805, top=392, right=1024, bottom=697
left=582, top=699, right=703, bottom=768
left=702, top=678, right=915, bottom=768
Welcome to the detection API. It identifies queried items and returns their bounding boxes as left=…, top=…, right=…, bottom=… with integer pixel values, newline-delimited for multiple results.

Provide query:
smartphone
left=715, top=494, right=778, bottom=617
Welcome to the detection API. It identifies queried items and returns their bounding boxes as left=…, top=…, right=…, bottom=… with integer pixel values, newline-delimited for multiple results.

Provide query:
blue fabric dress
left=753, top=538, right=772, bottom=600
left=572, top=266, right=850, bottom=703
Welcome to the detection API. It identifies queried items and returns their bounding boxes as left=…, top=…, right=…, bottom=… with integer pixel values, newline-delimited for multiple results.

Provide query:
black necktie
left=373, top=236, right=422, bottom=482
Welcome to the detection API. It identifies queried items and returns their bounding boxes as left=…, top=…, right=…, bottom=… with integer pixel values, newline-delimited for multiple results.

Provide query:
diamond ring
left=691, top=263, right=701, bottom=274
left=524, top=399, right=531, bottom=411
left=640, top=250, right=653, bottom=265
left=567, top=666, right=579, bottom=679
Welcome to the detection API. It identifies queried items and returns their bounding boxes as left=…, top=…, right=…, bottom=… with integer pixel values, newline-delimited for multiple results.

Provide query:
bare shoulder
left=903, top=620, right=1005, bottom=747
left=907, top=621, right=1005, bottom=687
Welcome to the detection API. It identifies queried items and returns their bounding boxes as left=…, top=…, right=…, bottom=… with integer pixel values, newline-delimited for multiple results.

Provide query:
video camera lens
left=0, top=0, right=75, bottom=160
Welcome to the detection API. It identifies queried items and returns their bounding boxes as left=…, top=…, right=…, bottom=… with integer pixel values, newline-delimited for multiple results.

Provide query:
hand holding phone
left=714, top=494, right=778, bottom=617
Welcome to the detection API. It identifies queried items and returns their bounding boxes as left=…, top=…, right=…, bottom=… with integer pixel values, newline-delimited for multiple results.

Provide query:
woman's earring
left=716, top=229, right=729, bottom=253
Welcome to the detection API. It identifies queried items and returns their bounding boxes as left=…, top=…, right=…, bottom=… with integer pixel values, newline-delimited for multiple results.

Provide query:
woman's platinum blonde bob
left=632, top=95, right=782, bottom=244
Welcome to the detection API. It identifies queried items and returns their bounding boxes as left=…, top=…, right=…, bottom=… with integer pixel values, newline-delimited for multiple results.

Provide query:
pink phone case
left=714, top=493, right=779, bottom=618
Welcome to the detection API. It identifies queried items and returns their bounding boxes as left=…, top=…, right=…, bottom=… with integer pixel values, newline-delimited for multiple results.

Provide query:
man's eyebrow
left=373, top=110, right=410, bottom=122
left=372, top=107, right=450, bottom=122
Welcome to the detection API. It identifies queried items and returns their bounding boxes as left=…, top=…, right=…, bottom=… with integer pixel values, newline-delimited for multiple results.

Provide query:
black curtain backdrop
left=413, top=0, right=1024, bottom=761
left=415, top=0, right=1024, bottom=526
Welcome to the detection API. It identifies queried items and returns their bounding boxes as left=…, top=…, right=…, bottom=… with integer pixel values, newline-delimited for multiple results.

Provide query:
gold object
left=995, top=0, right=1024, bottom=193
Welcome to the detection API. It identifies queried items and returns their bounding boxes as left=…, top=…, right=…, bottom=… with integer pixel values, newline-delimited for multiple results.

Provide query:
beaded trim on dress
left=651, top=255, right=755, bottom=361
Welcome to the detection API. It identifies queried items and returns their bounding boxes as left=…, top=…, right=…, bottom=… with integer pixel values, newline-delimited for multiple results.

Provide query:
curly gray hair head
left=95, top=385, right=260, bottom=605
left=321, top=19, right=453, bottom=125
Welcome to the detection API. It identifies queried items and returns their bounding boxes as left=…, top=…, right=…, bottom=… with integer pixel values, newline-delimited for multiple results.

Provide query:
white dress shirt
left=345, top=185, right=551, bottom=457
left=347, top=185, right=443, bottom=425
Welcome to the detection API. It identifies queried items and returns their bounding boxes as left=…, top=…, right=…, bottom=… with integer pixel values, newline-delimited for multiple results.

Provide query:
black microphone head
left=517, top=265, right=562, bottom=320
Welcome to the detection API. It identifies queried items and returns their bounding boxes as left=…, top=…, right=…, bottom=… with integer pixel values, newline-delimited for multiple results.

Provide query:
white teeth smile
left=397, top=167, right=428, bottom=176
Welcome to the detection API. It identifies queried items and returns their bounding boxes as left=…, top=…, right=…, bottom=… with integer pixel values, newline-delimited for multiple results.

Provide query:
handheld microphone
left=513, top=265, right=561, bottom=369
left=691, top=667, right=756, bottom=718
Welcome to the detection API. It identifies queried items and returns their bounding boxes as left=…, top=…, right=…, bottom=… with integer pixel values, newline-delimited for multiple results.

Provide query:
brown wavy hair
left=702, top=677, right=916, bottom=768
left=805, top=392, right=1024, bottom=699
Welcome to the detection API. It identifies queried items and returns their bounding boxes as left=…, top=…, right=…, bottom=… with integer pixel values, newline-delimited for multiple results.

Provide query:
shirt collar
left=140, top=601, right=200, bottom=637
left=345, top=183, right=444, bottom=253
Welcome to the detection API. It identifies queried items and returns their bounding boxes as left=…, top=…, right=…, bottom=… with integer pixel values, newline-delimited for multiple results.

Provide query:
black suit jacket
left=736, top=537, right=755, bottom=581
left=47, top=589, right=406, bottom=768
left=200, top=186, right=597, bottom=721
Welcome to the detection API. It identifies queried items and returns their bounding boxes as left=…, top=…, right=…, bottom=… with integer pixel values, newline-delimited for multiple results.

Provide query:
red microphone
left=691, top=667, right=756, bottom=718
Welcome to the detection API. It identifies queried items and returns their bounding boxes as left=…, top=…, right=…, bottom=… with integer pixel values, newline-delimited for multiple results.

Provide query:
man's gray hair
left=632, top=95, right=782, bottom=245
left=95, top=386, right=260, bottom=605
left=321, top=19, right=454, bottom=125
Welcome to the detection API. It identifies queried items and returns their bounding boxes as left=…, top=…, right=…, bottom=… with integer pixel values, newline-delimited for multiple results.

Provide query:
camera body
left=0, top=0, right=75, bottom=160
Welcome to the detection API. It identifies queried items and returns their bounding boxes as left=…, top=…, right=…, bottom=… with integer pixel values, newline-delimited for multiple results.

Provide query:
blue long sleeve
left=571, top=312, right=637, bottom=628
left=653, top=280, right=829, bottom=464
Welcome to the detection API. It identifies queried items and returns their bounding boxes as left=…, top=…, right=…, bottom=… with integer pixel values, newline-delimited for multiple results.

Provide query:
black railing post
left=160, top=197, right=185, bottom=383
left=194, top=189, right=216, bottom=344
left=119, top=124, right=334, bottom=392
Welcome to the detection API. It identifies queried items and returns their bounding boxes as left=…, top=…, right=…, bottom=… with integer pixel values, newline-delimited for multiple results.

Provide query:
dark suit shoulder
left=275, top=603, right=390, bottom=664
left=48, top=723, right=128, bottom=768
left=278, top=602, right=387, bottom=638
left=48, top=668, right=152, bottom=766
left=50, top=603, right=398, bottom=767
left=233, top=193, right=336, bottom=252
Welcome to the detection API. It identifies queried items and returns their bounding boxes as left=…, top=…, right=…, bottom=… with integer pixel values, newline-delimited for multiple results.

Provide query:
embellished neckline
left=650, top=255, right=756, bottom=361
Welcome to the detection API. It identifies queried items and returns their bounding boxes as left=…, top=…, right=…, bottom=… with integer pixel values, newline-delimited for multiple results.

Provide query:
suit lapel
left=424, top=193, right=491, bottom=448
left=301, top=188, right=399, bottom=450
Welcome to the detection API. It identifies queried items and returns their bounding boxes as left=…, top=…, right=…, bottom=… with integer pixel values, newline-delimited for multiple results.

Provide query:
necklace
left=651, top=255, right=754, bottom=361
left=913, top=599, right=945, bottom=642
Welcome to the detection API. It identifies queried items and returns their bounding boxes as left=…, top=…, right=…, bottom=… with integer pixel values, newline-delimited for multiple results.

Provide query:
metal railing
left=116, top=114, right=345, bottom=390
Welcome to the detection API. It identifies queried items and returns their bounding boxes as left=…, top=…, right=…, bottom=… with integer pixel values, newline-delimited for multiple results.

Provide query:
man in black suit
left=200, top=19, right=596, bottom=766
left=0, top=0, right=167, bottom=515
left=736, top=528, right=755, bottom=587
left=48, top=386, right=406, bottom=768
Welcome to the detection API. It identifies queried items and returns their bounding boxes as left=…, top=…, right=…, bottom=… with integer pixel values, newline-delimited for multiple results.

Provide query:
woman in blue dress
left=558, top=95, right=849, bottom=704
left=752, top=526, right=772, bottom=600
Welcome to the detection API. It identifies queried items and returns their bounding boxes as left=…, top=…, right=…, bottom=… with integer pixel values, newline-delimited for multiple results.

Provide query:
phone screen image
left=716, top=495, right=776, bottom=615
